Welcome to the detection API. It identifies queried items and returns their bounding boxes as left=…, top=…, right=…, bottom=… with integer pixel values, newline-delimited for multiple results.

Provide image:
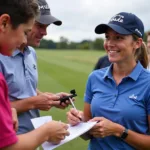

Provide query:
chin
left=29, top=42, right=40, bottom=47
left=0, top=50, right=13, bottom=56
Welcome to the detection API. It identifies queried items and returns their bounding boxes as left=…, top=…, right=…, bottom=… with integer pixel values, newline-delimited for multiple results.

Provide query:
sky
left=45, top=0, right=150, bottom=42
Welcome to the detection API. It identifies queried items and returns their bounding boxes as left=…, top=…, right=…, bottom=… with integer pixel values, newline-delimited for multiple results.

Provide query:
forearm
left=123, top=130, right=150, bottom=150
left=2, top=123, right=49, bottom=150
left=36, top=89, right=42, bottom=95
left=10, top=96, right=38, bottom=113
left=114, top=124, right=150, bottom=150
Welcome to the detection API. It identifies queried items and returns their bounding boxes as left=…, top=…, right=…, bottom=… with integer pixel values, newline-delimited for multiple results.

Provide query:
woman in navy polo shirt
left=67, top=12, right=150, bottom=150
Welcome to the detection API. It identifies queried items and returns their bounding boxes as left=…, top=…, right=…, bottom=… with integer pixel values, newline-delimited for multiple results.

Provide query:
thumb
left=48, top=95, right=60, bottom=100
left=89, top=117, right=103, bottom=122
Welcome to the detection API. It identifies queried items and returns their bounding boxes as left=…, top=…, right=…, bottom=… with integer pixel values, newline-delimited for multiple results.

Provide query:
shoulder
left=28, top=46, right=36, bottom=53
left=89, top=67, right=108, bottom=80
left=141, top=68, right=150, bottom=77
left=0, top=73, right=5, bottom=82
left=0, top=53, right=8, bottom=62
left=27, top=46, right=37, bottom=59
left=138, top=69, right=150, bottom=87
left=0, top=73, right=8, bottom=95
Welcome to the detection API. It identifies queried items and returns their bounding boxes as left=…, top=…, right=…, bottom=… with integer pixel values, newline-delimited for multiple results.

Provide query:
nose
left=40, top=28, right=47, bottom=36
left=17, top=36, right=27, bottom=48
left=106, top=39, right=116, bottom=48
left=23, top=36, right=27, bottom=45
left=104, top=38, right=116, bottom=51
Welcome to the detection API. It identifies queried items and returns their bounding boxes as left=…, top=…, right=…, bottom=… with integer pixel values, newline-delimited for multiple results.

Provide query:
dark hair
left=0, top=0, right=39, bottom=29
left=147, top=32, right=150, bottom=36
left=133, top=34, right=148, bottom=68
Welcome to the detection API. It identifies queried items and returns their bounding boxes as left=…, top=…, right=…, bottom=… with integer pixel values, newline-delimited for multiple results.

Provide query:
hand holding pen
left=67, top=107, right=83, bottom=126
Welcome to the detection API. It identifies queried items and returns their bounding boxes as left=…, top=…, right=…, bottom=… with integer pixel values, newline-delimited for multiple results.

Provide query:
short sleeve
left=84, top=73, right=93, bottom=104
left=0, top=74, right=18, bottom=148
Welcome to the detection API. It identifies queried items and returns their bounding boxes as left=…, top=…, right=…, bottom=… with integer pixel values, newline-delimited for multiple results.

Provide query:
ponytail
left=133, top=35, right=148, bottom=69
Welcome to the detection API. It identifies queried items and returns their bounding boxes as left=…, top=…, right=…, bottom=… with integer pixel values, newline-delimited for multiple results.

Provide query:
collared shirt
left=84, top=61, right=150, bottom=150
left=0, top=46, right=39, bottom=134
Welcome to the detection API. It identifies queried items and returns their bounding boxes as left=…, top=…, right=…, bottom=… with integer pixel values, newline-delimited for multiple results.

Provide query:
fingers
left=51, top=101, right=69, bottom=109
left=36, top=104, right=52, bottom=111
left=67, top=108, right=82, bottom=125
left=56, top=92, right=70, bottom=98
left=89, top=117, right=104, bottom=122
left=47, top=121, right=70, bottom=144
left=11, top=108, right=18, bottom=132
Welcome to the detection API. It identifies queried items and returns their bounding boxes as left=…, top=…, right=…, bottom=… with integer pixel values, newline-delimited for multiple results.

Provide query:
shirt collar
left=103, top=61, right=143, bottom=81
left=12, top=46, right=31, bottom=57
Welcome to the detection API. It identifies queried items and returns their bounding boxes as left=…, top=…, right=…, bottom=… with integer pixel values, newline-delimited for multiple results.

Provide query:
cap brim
left=95, top=23, right=131, bottom=35
left=37, top=15, right=62, bottom=26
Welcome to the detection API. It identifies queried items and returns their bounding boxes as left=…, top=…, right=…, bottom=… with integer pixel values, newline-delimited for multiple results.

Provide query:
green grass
left=36, top=49, right=106, bottom=150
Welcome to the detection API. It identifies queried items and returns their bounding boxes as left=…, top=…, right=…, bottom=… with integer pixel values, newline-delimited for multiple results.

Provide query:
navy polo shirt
left=0, top=46, right=39, bottom=134
left=84, top=62, right=150, bottom=150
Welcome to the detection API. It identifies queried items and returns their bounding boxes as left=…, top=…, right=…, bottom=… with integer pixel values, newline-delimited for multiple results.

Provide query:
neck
left=19, top=44, right=26, bottom=52
left=112, top=61, right=137, bottom=85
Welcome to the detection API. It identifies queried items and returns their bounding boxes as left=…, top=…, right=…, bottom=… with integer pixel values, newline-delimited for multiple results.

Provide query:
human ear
left=134, top=38, right=143, bottom=49
left=0, top=14, right=11, bottom=32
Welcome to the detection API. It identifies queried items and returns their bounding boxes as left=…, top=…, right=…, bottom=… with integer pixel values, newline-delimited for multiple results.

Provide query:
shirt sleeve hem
left=0, top=133, right=18, bottom=149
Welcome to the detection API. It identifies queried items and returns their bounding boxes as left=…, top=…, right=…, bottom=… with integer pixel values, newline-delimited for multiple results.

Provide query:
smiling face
left=27, top=22, right=49, bottom=47
left=0, top=14, right=35, bottom=56
left=103, top=28, right=142, bottom=66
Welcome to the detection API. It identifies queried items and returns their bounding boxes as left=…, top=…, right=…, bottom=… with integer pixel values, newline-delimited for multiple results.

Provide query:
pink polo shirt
left=0, top=73, right=18, bottom=149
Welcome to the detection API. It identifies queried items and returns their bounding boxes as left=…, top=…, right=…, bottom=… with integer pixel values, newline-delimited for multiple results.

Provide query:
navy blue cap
left=95, top=12, right=144, bottom=38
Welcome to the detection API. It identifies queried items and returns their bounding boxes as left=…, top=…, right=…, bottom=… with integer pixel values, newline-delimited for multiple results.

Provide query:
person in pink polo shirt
left=0, top=0, right=69, bottom=149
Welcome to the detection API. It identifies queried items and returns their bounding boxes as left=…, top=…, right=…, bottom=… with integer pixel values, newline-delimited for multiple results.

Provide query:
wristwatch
left=120, top=128, right=128, bottom=140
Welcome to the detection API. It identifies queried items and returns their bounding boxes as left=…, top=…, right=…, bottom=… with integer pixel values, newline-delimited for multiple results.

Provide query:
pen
left=69, top=97, right=82, bottom=121
left=69, top=97, right=77, bottom=110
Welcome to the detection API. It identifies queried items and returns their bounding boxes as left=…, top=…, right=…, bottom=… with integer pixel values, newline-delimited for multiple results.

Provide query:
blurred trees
left=38, top=31, right=149, bottom=50
left=39, top=36, right=105, bottom=50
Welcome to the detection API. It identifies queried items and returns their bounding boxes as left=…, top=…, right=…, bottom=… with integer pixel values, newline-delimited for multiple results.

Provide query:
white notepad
left=31, top=116, right=96, bottom=150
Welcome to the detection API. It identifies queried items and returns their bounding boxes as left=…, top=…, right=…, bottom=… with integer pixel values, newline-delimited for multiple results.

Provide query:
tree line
left=38, top=32, right=148, bottom=50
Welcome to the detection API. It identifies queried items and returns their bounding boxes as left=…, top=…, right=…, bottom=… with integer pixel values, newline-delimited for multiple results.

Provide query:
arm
left=1, top=121, right=69, bottom=150
left=11, top=108, right=18, bottom=132
left=10, top=93, right=60, bottom=113
left=36, top=89, right=42, bottom=95
left=89, top=116, right=150, bottom=150
left=84, top=102, right=150, bottom=149
left=83, top=102, right=92, bottom=121
left=121, top=115, right=150, bottom=150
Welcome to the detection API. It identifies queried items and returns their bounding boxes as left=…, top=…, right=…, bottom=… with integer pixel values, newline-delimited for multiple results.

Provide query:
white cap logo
left=135, top=29, right=142, bottom=37
left=110, top=14, right=124, bottom=23
left=39, top=5, right=49, bottom=10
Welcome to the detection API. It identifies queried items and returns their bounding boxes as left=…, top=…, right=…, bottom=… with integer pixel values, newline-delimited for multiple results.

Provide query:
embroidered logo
left=39, top=5, right=49, bottom=10
left=33, top=64, right=36, bottom=70
left=109, top=14, right=124, bottom=23
left=135, top=28, right=142, bottom=37
left=129, top=94, right=137, bottom=100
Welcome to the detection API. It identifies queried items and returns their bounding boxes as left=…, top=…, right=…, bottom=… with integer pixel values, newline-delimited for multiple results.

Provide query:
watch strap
left=120, top=128, right=128, bottom=139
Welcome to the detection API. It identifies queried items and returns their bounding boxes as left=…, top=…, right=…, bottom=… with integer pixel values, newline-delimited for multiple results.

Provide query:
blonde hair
left=133, top=34, right=148, bottom=68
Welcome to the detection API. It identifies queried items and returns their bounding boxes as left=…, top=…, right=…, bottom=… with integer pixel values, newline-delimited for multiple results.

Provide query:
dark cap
left=37, top=0, right=62, bottom=25
left=95, top=12, right=144, bottom=38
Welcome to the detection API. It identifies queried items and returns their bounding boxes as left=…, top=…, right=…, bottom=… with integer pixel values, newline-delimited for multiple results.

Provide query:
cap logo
left=135, top=29, right=142, bottom=37
left=110, top=14, right=124, bottom=23
left=39, top=4, right=49, bottom=10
